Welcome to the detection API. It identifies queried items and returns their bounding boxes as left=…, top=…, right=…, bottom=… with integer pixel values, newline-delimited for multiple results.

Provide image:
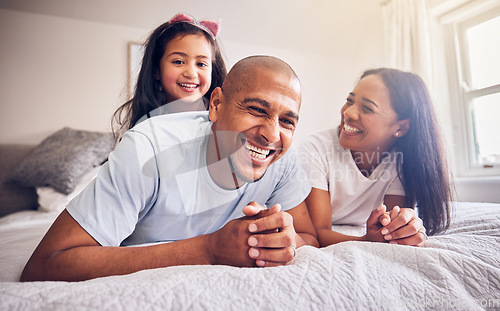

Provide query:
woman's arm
left=305, top=188, right=387, bottom=246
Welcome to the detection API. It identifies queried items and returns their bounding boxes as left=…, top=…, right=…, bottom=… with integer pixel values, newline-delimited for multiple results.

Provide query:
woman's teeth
left=245, top=142, right=270, bottom=159
left=344, top=124, right=362, bottom=133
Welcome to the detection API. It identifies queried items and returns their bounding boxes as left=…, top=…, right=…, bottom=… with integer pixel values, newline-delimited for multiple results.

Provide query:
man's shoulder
left=132, top=111, right=209, bottom=132
left=264, top=145, right=301, bottom=179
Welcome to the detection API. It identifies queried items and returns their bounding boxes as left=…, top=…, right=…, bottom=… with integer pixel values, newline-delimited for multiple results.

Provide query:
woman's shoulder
left=298, top=127, right=343, bottom=164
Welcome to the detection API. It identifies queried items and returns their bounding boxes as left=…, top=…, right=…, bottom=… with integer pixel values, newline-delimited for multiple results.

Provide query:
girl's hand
left=379, top=207, right=426, bottom=246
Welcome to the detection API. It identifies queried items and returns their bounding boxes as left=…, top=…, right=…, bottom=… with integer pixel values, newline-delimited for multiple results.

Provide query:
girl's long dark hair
left=112, top=22, right=227, bottom=140
left=361, top=68, right=453, bottom=235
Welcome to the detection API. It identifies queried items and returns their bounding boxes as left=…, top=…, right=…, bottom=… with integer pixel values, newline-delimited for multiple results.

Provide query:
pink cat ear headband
left=163, top=12, right=220, bottom=39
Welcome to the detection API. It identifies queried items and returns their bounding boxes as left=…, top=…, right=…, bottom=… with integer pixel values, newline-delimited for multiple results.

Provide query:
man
left=21, top=55, right=319, bottom=282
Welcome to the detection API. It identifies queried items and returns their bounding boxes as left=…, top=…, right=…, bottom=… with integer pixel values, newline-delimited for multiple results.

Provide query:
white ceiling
left=0, top=0, right=382, bottom=57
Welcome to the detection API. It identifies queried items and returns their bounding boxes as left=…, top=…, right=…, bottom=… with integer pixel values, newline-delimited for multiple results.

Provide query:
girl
left=112, top=12, right=227, bottom=140
left=301, top=68, right=453, bottom=247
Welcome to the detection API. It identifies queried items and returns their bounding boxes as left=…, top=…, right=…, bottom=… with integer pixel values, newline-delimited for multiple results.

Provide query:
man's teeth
left=344, top=124, right=362, bottom=133
left=245, top=142, right=270, bottom=159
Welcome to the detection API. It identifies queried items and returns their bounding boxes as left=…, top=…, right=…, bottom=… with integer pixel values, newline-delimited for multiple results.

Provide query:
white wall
left=0, top=9, right=148, bottom=143
left=0, top=5, right=385, bottom=145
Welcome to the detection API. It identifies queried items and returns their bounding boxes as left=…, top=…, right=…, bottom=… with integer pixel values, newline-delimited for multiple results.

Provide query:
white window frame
left=441, top=2, right=500, bottom=177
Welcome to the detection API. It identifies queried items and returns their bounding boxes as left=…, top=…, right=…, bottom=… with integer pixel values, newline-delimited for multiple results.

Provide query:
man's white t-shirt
left=67, top=111, right=310, bottom=246
left=300, top=128, right=405, bottom=225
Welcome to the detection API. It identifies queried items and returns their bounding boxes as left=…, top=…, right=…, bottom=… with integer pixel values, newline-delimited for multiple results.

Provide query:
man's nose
left=260, top=117, right=280, bottom=144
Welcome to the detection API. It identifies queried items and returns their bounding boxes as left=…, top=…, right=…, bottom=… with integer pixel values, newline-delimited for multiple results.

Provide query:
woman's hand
left=379, top=206, right=426, bottom=246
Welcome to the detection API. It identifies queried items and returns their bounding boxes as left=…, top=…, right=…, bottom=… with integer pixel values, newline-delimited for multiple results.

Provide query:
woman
left=301, top=68, right=453, bottom=247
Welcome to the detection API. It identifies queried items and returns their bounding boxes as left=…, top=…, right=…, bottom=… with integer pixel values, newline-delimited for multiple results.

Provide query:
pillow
left=8, top=127, right=114, bottom=194
left=37, top=165, right=101, bottom=213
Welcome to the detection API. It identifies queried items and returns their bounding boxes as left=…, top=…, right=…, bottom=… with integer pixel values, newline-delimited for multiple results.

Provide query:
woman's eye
left=363, top=106, right=374, bottom=113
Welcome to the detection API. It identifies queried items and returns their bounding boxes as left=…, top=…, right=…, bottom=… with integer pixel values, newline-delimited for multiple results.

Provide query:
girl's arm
left=305, top=188, right=386, bottom=247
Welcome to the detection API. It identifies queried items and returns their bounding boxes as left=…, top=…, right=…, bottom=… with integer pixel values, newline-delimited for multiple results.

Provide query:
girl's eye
left=172, top=60, right=183, bottom=65
left=197, top=62, right=208, bottom=68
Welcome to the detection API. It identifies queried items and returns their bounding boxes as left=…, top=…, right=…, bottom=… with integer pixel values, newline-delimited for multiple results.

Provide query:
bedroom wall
left=0, top=9, right=146, bottom=144
left=0, top=5, right=385, bottom=146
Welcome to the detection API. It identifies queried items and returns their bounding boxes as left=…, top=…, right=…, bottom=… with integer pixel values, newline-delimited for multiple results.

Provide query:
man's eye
left=280, top=118, right=296, bottom=129
left=345, top=98, right=354, bottom=106
left=249, top=106, right=266, bottom=114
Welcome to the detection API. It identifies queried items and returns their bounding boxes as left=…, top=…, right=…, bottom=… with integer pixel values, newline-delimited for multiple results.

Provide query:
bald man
left=21, top=56, right=318, bottom=282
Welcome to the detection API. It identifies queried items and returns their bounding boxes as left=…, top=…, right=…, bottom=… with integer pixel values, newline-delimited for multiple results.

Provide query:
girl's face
left=338, top=74, right=408, bottom=155
left=159, top=34, right=213, bottom=103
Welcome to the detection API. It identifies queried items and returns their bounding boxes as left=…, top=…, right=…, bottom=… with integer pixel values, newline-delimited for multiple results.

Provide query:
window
left=460, top=14, right=500, bottom=167
left=444, top=3, right=500, bottom=176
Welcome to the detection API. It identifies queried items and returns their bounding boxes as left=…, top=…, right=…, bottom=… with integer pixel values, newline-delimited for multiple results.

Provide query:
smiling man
left=21, top=56, right=318, bottom=282
left=207, top=56, right=301, bottom=187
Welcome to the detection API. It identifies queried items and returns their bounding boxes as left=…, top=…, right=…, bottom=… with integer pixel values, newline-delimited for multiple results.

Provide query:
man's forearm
left=21, top=234, right=212, bottom=282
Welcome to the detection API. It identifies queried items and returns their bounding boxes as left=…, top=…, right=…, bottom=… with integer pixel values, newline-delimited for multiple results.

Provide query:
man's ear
left=394, top=119, right=410, bottom=137
left=208, top=87, right=223, bottom=123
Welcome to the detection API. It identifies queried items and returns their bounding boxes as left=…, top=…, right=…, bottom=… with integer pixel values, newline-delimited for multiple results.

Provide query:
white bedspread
left=1, top=202, right=499, bottom=310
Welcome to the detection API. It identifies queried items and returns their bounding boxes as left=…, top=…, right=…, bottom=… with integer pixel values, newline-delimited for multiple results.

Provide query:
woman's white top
left=300, top=128, right=405, bottom=225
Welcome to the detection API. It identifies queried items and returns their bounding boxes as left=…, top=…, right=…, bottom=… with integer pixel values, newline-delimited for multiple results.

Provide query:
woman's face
left=338, top=74, right=407, bottom=155
left=158, top=34, right=213, bottom=103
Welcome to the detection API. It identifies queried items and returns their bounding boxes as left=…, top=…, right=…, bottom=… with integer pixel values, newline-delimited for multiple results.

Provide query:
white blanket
left=1, top=202, right=499, bottom=310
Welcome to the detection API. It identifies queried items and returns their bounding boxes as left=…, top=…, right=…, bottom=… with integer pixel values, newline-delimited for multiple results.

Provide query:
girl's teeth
left=179, top=83, right=197, bottom=89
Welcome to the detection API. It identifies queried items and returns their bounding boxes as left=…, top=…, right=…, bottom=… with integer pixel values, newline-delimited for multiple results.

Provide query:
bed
left=0, top=204, right=499, bottom=310
left=1, top=131, right=499, bottom=310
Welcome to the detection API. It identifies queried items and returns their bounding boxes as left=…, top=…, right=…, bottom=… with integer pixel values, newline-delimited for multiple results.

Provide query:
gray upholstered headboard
left=0, top=144, right=38, bottom=217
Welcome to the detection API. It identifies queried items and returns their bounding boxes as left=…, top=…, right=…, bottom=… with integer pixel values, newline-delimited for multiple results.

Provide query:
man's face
left=209, top=67, right=301, bottom=184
